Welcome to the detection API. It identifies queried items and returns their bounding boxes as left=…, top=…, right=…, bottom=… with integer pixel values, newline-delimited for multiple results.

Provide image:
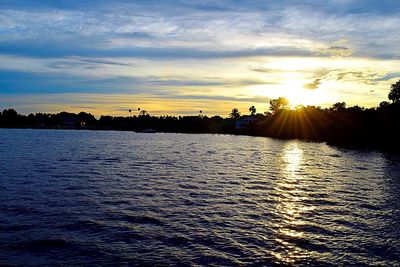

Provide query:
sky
left=1, top=0, right=400, bottom=116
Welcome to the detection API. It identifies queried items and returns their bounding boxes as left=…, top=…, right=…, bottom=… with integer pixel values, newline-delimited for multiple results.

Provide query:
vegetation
left=229, top=108, right=241, bottom=119
left=269, top=97, right=289, bottom=113
left=2, top=80, right=400, bottom=152
left=389, top=80, right=400, bottom=103
left=249, top=105, right=256, bottom=116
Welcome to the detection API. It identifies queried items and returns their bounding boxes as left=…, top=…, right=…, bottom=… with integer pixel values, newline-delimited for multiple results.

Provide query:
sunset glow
left=1, top=1, right=400, bottom=116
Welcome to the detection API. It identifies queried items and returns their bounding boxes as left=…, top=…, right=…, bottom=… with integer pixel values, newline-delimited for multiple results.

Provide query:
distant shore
left=1, top=102, right=400, bottom=153
left=3, top=81, right=400, bottom=152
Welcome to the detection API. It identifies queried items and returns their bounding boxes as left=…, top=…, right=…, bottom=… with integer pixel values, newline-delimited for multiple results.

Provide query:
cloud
left=336, top=71, right=365, bottom=80
left=48, top=56, right=135, bottom=70
left=0, top=39, right=318, bottom=59
left=0, top=68, right=271, bottom=95
left=1, top=0, right=400, bottom=114
left=335, top=71, right=384, bottom=85
left=252, top=67, right=274, bottom=73
left=74, top=106, right=96, bottom=109
left=304, top=79, right=321, bottom=90
left=1, top=1, right=399, bottom=60
left=319, top=46, right=353, bottom=57
left=373, top=72, right=400, bottom=82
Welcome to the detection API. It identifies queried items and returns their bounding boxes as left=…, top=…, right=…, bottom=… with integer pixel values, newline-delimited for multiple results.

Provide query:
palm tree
left=249, top=105, right=256, bottom=116
left=229, top=108, right=241, bottom=119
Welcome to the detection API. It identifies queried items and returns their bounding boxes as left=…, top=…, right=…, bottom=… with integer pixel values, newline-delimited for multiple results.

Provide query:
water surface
left=0, top=129, right=399, bottom=266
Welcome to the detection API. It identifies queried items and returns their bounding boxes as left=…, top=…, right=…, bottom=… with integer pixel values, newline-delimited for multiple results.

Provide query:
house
left=235, top=116, right=259, bottom=130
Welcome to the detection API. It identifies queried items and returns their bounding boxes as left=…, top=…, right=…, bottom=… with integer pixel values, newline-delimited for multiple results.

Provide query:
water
left=0, top=128, right=399, bottom=266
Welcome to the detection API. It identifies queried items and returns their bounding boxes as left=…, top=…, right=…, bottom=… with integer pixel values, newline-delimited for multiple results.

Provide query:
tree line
left=1, top=80, right=400, bottom=151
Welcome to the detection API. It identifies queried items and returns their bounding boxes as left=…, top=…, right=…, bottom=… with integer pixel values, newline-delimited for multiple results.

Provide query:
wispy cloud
left=49, top=56, right=135, bottom=69
left=373, top=72, right=400, bottom=82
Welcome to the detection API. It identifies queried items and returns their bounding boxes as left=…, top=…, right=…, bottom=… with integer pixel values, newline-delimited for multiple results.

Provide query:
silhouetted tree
left=264, top=111, right=272, bottom=117
left=331, top=102, right=346, bottom=112
left=229, top=108, right=241, bottom=119
left=347, top=105, right=364, bottom=112
left=139, top=110, right=148, bottom=116
left=78, top=112, right=96, bottom=126
left=379, top=101, right=390, bottom=109
left=269, top=97, right=289, bottom=113
left=249, top=105, right=256, bottom=116
left=1, top=108, right=19, bottom=126
left=389, top=80, right=400, bottom=103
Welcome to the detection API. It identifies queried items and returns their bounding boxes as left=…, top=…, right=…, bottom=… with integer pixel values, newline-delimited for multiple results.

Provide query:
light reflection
left=272, top=142, right=314, bottom=264
left=284, top=143, right=302, bottom=174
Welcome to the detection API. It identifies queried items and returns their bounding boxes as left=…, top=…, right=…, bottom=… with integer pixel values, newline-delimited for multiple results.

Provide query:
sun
left=282, top=80, right=329, bottom=107
left=285, top=88, right=324, bottom=107
left=247, top=75, right=331, bottom=108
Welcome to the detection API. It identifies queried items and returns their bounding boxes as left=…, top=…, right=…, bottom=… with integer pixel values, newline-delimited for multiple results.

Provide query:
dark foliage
left=389, top=80, right=400, bottom=103
left=0, top=110, right=235, bottom=134
left=2, top=80, right=400, bottom=152
left=2, top=103, right=400, bottom=151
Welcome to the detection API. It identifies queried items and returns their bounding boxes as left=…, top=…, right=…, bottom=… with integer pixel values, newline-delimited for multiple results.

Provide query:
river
left=0, top=129, right=399, bottom=266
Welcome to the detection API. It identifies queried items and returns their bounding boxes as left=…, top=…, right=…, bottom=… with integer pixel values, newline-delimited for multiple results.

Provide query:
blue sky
left=1, top=0, right=400, bottom=116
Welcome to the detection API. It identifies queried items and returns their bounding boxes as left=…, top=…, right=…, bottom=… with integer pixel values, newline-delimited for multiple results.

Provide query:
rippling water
left=0, top=129, right=399, bottom=266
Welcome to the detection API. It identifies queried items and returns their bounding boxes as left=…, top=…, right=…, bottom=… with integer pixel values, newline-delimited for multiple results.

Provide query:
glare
left=283, top=143, right=303, bottom=175
left=272, top=142, right=315, bottom=264
left=286, top=87, right=330, bottom=107
left=278, top=76, right=330, bottom=107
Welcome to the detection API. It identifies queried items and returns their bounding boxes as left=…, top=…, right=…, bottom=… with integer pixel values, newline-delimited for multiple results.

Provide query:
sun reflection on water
left=272, top=142, right=315, bottom=264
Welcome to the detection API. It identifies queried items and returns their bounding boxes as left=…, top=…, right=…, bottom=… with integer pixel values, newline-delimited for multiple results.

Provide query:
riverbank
left=1, top=103, right=400, bottom=152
